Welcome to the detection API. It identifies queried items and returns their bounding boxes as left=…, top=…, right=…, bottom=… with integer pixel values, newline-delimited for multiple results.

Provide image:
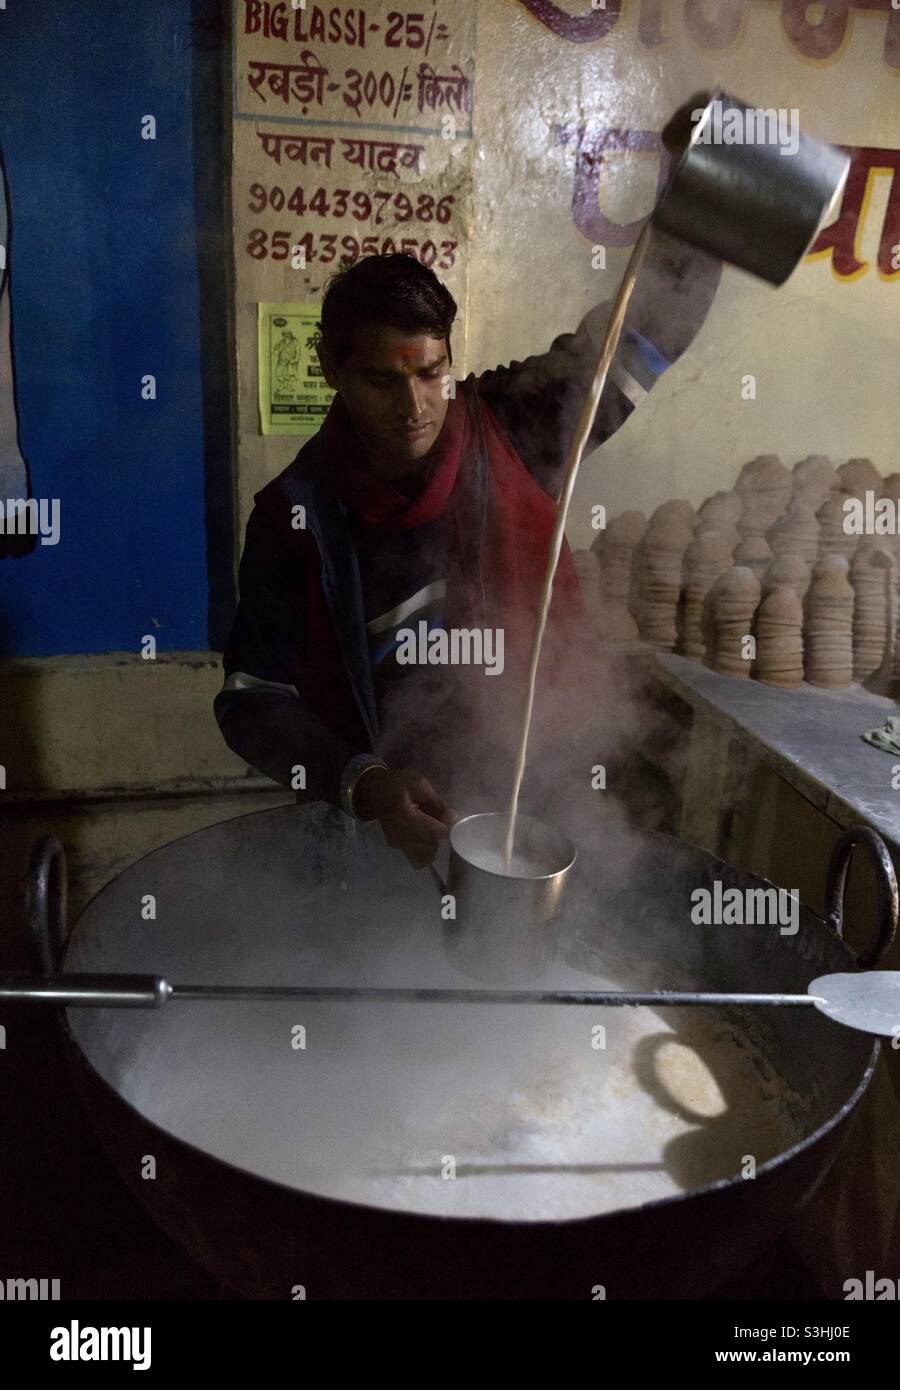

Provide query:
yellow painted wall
left=231, top=1, right=900, bottom=546
left=467, top=3, right=900, bottom=545
left=1, top=655, right=245, bottom=794
left=0, top=655, right=279, bottom=921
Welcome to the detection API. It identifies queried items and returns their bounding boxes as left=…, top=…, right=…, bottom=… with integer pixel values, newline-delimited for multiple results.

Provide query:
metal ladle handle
left=0, top=972, right=819, bottom=1011
left=0, top=972, right=170, bottom=1008
left=4, top=971, right=898, bottom=1039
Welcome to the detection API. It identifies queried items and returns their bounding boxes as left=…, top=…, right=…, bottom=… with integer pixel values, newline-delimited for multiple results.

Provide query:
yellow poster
left=257, top=301, right=334, bottom=437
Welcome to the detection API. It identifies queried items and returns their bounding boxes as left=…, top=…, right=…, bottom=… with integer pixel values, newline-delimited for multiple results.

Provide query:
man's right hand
left=353, top=767, right=455, bottom=869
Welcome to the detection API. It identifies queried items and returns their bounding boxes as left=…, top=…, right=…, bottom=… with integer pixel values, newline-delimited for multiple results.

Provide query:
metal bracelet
left=347, top=760, right=389, bottom=821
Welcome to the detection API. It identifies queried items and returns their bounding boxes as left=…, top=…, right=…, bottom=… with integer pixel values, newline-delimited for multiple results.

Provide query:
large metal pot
left=50, top=805, right=888, bottom=1299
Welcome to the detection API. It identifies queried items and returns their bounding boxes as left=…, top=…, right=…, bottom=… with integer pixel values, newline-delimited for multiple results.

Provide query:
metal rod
left=0, top=973, right=821, bottom=1010
left=0, top=974, right=171, bottom=1008
left=171, top=985, right=819, bottom=1007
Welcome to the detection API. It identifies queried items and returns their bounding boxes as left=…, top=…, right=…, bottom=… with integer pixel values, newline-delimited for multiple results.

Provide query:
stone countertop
left=654, top=651, right=900, bottom=852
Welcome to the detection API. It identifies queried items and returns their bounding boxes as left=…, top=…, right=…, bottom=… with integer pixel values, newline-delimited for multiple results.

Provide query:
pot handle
left=26, top=834, right=69, bottom=973
left=823, top=825, right=897, bottom=969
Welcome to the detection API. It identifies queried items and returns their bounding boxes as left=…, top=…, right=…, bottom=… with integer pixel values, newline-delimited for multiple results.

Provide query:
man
left=216, top=245, right=719, bottom=866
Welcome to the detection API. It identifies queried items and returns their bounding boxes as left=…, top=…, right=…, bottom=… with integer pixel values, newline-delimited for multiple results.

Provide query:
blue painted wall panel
left=0, top=0, right=211, bottom=655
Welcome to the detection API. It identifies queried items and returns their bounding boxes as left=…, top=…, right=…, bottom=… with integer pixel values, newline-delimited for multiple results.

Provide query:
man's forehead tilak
left=365, top=343, right=447, bottom=374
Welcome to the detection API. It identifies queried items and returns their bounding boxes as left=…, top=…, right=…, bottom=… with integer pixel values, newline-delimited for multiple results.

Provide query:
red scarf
left=319, top=389, right=586, bottom=679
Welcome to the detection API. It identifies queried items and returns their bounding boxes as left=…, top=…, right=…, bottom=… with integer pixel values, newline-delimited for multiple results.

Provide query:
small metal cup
left=443, top=812, right=576, bottom=984
left=653, top=90, right=850, bottom=286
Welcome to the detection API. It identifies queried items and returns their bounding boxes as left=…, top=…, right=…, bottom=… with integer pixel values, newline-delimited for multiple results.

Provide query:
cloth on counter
left=862, top=716, right=900, bottom=755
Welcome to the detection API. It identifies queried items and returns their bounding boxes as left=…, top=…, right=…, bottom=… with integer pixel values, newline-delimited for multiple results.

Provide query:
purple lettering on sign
left=517, top=0, right=900, bottom=69
left=554, top=125, right=671, bottom=247
left=517, top=0, right=622, bottom=42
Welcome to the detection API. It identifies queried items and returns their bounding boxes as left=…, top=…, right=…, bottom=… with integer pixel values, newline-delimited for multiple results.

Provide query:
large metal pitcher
left=653, top=89, right=850, bottom=285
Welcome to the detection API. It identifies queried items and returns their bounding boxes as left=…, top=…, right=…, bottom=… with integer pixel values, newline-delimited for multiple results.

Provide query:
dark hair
left=319, top=253, right=457, bottom=365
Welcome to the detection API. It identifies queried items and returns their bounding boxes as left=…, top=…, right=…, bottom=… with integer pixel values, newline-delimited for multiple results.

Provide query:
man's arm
left=214, top=505, right=359, bottom=806
left=474, top=229, right=722, bottom=496
left=216, top=502, right=455, bottom=863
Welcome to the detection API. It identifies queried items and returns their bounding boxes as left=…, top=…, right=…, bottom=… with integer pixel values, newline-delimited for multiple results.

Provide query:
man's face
left=319, top=323, right=451, bottom=480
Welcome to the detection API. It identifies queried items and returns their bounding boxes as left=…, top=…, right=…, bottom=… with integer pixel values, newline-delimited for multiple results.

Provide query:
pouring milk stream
left=500, top=88, right=850, bottom=869
left=502, top=224, right=651, bottom=869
